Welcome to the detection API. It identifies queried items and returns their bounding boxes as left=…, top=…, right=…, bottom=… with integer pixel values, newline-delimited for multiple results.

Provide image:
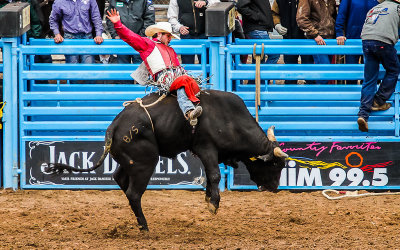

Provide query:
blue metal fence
left=227, top=39, right=400, bottom=139
left=17, top=38, right=227, bottom=191
left=3, top=36, right=400, bottom=191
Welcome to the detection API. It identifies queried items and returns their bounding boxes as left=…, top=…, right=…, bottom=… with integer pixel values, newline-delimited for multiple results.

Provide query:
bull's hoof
left=207, top=202, right=218, bottom=215
left=205, top=195, right=211, bottom=203
left=138, top=225, right=149, bottom=232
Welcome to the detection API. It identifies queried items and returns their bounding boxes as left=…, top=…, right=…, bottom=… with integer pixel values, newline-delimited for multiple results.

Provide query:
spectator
left=0, top=0, right=11, bottom=8
left=335, top=0, right=379, bottom=84
left=168, top=0, right=218, bottom=64
left=29, top=0, right=53, bottom=83
left=106, top=0, right=155, bottom=84
left=271, top=0, right=314, bottom=84
left=237, top=0, right=280, bottom=65
left=296, top=0, right=337, bottom=84
left=49, top=0, right=103, bottom=83
left=357, top=0, right=400, bottom=132
left=0, top=0, right=9, bottom=9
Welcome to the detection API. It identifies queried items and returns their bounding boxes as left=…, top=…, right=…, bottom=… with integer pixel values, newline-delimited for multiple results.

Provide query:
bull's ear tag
left=249, top=157, right=257, bottom=161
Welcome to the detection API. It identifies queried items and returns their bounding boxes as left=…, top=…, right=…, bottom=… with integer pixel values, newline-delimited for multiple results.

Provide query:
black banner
left=234, top=142, right=400, bottom=188
left=25, top=141, right=400, bottom=189
left=25, top=141, right=206, bottom=187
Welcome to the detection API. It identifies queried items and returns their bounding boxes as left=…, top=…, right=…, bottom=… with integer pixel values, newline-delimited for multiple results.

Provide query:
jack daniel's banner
left=25, top=141, right=205, bottom=187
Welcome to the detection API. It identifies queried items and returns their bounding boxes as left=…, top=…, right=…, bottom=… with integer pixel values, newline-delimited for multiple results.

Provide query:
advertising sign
left=232, top=142, right=400, bottom=190
left=25, top=141, right=206, bottom=188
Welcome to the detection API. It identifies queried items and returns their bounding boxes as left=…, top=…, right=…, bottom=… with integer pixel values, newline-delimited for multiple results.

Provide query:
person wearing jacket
left=237, top=0, right=280, bottom=65
left=335, top=0, right=379, bottom=84
left=271, top=0, right=314, bottom=84
left=357, top=0, right=400, bottom=132
left=296, top=0, right=337, bottom=84
left=106, top=0, right=155, bottom=70
left=107, top=9, right=203, bottom=126
left=168, top=0, right=218, bottom=64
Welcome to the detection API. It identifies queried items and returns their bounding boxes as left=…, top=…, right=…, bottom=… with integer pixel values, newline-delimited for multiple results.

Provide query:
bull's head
left=242, top=126, right=287, bottom=192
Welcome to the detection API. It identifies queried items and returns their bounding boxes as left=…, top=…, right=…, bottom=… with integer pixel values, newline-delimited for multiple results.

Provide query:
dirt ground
left=1, top=189, right=400, bottom=249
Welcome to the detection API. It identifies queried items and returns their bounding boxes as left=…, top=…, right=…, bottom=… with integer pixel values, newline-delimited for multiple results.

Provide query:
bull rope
left=123, top=94, right=167, bottom=132
left=322, top=189, right=400, bottom=200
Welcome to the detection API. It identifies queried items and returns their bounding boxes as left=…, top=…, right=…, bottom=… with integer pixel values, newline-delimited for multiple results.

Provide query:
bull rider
left=106, top=9, right=203, bottom=126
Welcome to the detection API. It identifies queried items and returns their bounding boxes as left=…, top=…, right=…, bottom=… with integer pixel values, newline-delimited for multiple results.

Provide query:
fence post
left=2, top=37, right=19, bottom=190
left=208, top=37, right=226, bottom=91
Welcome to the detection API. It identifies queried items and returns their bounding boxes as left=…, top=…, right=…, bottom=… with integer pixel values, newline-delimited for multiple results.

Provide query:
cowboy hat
left=145, top=22, right=180, bottom=39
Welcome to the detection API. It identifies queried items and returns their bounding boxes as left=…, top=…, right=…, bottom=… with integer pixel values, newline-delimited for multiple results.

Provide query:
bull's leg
left=113, top=166, right=129, bottom=193
left=114, top=166, right=149, bottom=230
left=196, top=150, right=221, bottom=214
left=125, top=176, right=148, bottom=231
left=114, top=150, right=158, bottom=231
left=205, top=178, right=211, bottom=203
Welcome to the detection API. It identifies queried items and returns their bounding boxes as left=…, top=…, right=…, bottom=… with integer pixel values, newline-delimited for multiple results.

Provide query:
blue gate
left=17, top=37, right=226, bottom=191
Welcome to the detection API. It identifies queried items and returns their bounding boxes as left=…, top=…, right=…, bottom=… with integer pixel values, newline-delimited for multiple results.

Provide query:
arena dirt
left=1, top=189, right=400, bottom=249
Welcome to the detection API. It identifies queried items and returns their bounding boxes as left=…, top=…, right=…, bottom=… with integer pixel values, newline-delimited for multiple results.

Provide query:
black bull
left=46, top=90, right=288, bottom=231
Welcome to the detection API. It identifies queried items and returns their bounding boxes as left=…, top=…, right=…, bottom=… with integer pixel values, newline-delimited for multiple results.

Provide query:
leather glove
left=275, top=24, right=287, bottom=36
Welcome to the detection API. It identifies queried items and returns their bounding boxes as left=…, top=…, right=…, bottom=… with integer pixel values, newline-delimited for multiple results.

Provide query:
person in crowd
left=106, top=0, right=155, bottom=84
left=335, top=0, right=379, bottom=84
left=0, top=0, right=8, bottom=8
left=49, top=0, right=103, bottom=68
left=271, top=0, right=314, bottom=84
left=106, top=9, right=203, bottom=126
left=168, top=0, right=218, bottom=64
left=296, top=0, right=337, bottom=84
left=237, top=0, right=280, bottom=65
left=357, top=0, right=400, bottom=132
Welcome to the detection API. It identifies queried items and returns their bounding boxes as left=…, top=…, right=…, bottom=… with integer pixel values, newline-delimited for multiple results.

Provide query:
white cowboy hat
left=145, top=22, right=180, bottom=39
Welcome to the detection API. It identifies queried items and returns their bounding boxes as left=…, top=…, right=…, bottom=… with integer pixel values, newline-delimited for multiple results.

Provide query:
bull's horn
left=257, top=153, right=272, bottom=162
left=267, top=126, right=276, bottom=141
left=274, top=147, right=288, bottom=158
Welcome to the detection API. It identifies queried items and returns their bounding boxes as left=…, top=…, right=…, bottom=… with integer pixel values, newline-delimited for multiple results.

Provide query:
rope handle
left=122, top=95, right=167, bottom=133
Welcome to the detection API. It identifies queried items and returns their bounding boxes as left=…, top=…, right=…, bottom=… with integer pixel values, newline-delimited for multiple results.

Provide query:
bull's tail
left=45, top=129, right=114, bottom=175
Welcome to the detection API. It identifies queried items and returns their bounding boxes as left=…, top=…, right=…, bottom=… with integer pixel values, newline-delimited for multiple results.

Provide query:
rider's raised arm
left=113, top=21, right=154, bottom=54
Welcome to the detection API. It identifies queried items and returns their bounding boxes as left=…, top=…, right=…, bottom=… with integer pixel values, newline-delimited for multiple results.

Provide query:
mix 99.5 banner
left=25, top=141, right=400, bottom=189
left=233, top=142, right=400, bottom=189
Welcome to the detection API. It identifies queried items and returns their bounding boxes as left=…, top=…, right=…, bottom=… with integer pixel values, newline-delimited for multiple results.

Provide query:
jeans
left=313, top=54, right=333, bottom=84
left=358, top=40, right=400, bottom=120
left=246, top=30, right=280, bottom=64
left=180, top=33, right=207, bottom=64
left=64, top=32, right=95, bottom=64
left=284, top=54, right=314, bottom=84
left=177, top=87, right=195, bottom=115
left=64, top=32, right=95, bottom=84
left=117, top=54, right=142, bottom=84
